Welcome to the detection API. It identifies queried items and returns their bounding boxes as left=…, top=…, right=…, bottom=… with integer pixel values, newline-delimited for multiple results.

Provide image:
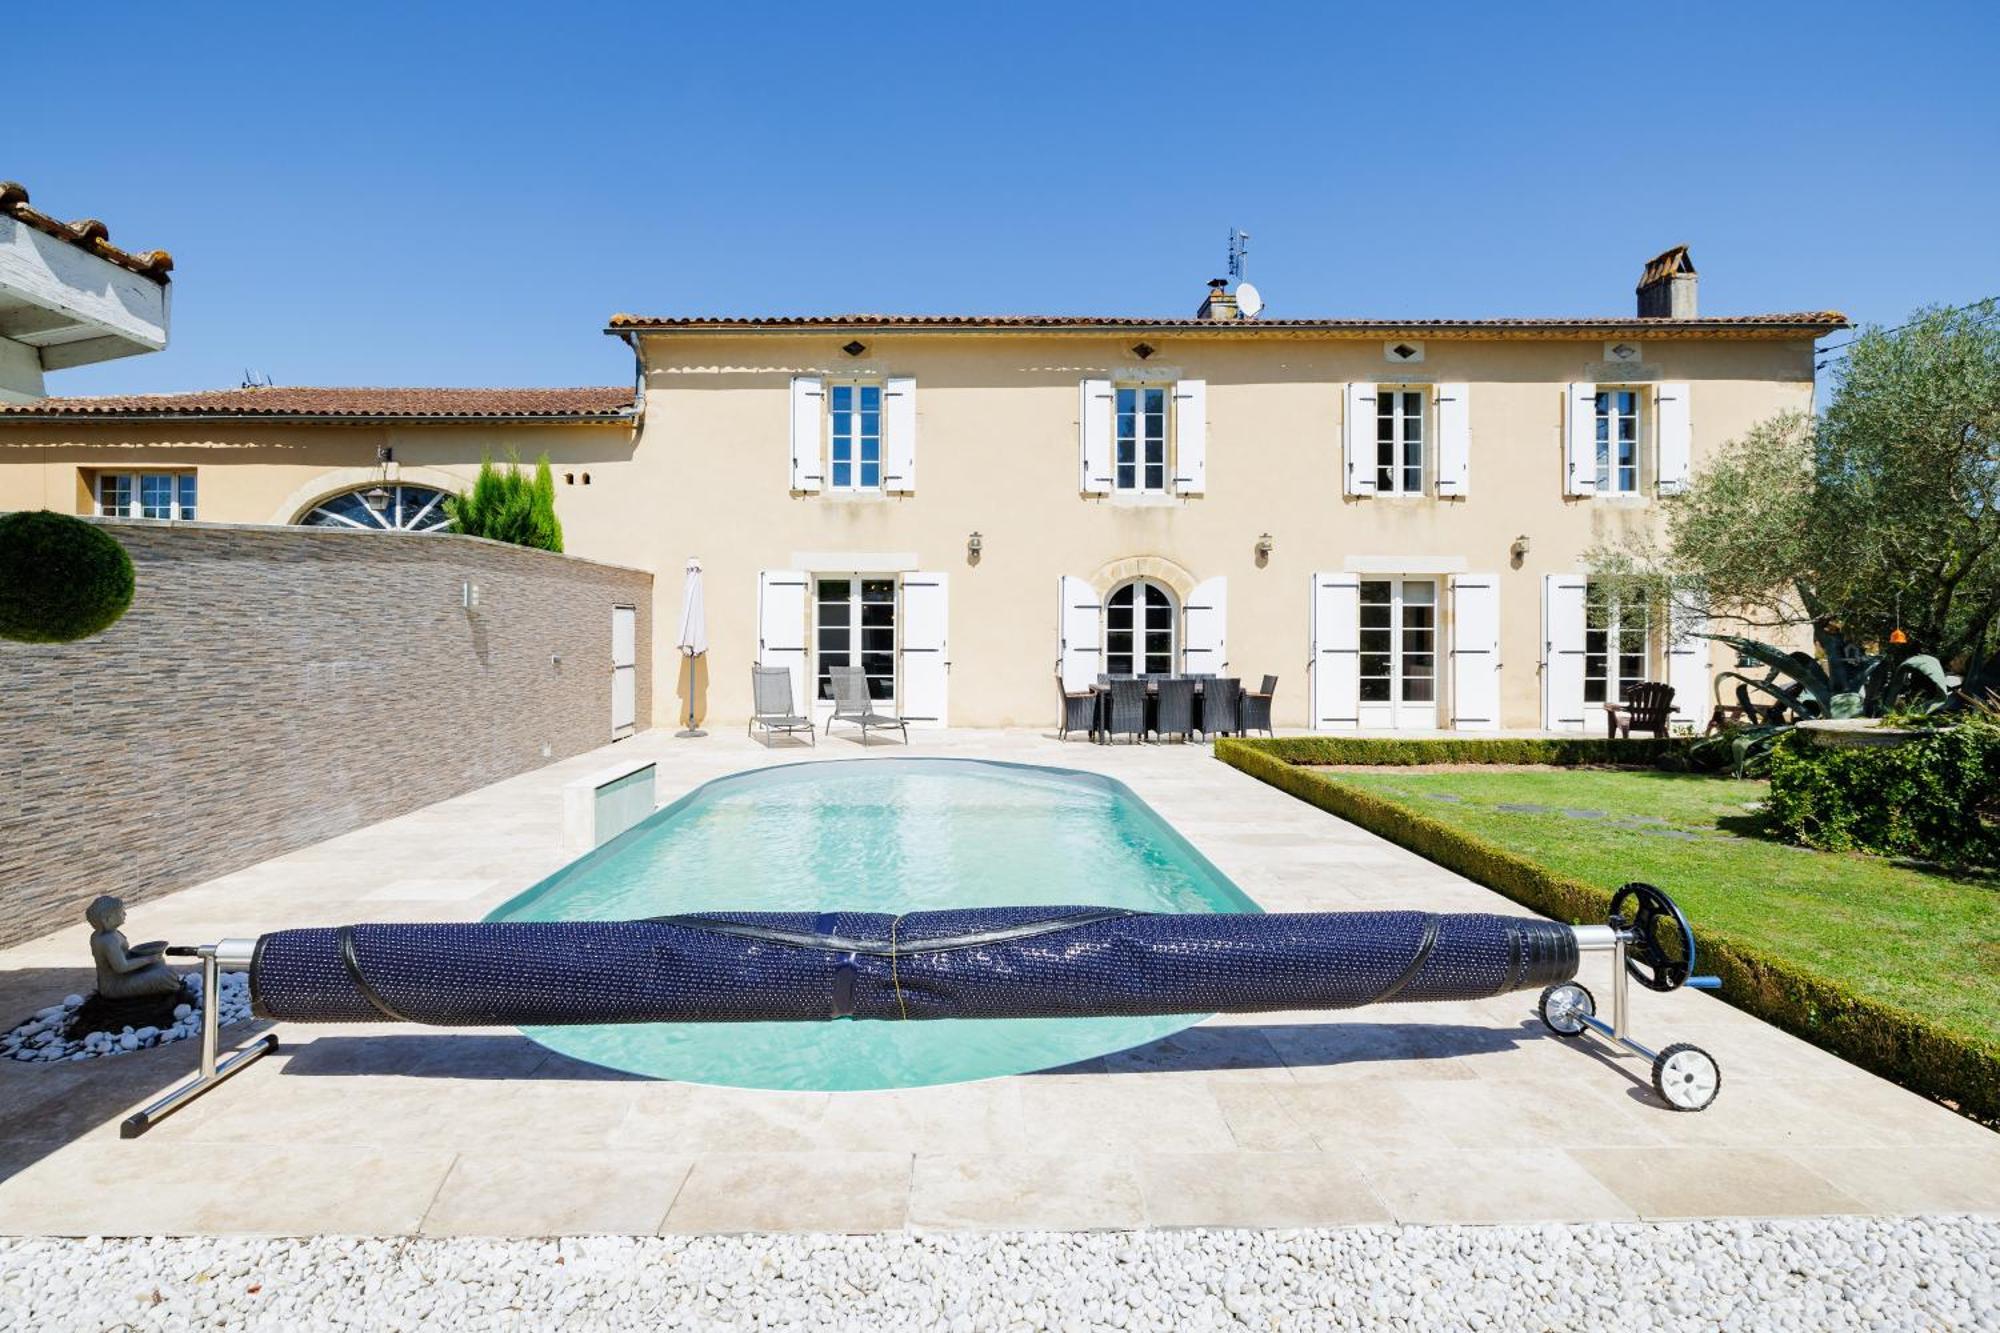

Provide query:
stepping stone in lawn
left=1560, top=809, right=1608, bottom=820
left=1639, top=827, right=1703, bottom=841
left=1496, top=803, right=1549, bottom=814
left=1422, top=792, right=1467, bottom=803
left=1614, top=815, right=1669, bottom=826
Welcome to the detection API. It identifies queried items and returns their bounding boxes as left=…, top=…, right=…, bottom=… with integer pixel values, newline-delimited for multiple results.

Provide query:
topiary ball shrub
left=0, top=510, right=136, bottom=643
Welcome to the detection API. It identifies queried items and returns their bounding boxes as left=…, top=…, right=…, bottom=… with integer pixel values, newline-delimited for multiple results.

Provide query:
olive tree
left=1591, top=301, right=2000, bottom=675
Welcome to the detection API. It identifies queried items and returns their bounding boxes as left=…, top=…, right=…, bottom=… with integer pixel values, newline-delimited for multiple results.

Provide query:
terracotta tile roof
left=1, top=181, right=173, bottom=285
left=607, top=310, right=1846, bottom=338
left=0, top=386, right=635, bottom=422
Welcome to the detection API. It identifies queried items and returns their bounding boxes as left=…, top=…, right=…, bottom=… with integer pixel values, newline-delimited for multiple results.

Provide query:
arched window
left=297, top=484, right=453, bottom=532
left=1106, top=579, right=1176, bottom=676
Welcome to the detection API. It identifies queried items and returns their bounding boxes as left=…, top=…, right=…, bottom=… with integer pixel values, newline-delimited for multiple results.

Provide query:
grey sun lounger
left=749, top=666, right=816, bottom=746
left=827, top=664, right=909, bottom=744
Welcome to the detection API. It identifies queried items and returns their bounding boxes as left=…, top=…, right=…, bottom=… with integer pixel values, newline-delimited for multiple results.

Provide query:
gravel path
left=2, top=1216, right=1992, bottom=1330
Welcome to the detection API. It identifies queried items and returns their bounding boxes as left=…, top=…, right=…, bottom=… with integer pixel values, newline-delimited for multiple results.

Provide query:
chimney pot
left=1197, top=278, right=1239, bottom=321
left=1637, top=245, right=1698, bottom=318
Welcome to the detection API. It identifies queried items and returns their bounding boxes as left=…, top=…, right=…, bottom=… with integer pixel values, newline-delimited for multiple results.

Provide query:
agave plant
left=1697, top=633, right=1956, bottom=775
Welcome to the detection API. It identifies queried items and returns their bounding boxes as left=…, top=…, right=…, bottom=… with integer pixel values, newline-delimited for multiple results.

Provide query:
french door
left=1358, top=578, right=1438, bottom=729
left=813, top=576, right=896, bottom=715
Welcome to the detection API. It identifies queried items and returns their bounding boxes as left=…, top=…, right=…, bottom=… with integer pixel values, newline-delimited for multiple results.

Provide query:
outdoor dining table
left=1086, top=677, right=1241, bottom=743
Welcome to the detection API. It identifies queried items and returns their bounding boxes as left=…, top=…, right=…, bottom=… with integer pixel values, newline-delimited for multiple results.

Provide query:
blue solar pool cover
left=250, top=907, right=1579, bottom=1026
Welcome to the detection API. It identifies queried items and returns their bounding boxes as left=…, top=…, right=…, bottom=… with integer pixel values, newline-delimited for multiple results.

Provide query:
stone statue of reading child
left=70, top=895, right=190, bottom=1037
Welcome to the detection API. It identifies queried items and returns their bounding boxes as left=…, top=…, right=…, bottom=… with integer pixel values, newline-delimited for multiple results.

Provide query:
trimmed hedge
left=1766, top=727, right=2000, bottom=865
left=0, top=510, right=135, bottom=643
left=1234, top=734, right=1687, bottom=768
left=1215, top=736, right=2000, bottom=1127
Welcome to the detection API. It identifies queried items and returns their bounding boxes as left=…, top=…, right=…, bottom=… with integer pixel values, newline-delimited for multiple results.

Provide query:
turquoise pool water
left=487, top=758, right=1259, bottom=1090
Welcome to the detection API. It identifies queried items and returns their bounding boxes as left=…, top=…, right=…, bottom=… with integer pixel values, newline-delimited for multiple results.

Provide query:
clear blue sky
left=12, top=1, right=1997, bottom=395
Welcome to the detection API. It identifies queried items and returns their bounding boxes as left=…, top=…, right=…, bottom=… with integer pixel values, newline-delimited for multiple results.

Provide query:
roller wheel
left=1610, top=883, right=1698, bottom=993
left=1537, top=983, right=1595, bottom=1038
left=1652, top=1042, right=1721, bottom=1112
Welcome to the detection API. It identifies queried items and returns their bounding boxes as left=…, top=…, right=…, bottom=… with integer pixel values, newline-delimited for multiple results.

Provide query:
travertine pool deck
left=3, top=728, right=1995, bottom=1236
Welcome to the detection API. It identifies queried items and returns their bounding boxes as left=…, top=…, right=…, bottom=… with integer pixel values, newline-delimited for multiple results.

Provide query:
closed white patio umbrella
left=675, top=556, right=707, bottom=737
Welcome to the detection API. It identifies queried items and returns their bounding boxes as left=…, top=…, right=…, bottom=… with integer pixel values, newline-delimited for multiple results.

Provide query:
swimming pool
left=487, top=758, right=1259, bottom=1089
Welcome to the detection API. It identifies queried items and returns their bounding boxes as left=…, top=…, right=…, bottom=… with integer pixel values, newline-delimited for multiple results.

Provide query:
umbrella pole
left=676, top=650, right=706, bottom=738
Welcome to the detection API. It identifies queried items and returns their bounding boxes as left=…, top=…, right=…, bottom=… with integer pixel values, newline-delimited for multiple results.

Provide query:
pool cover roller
left=122, top=884, right=1722, bottom=1137
left=248, top=907, right=1580, bottom=1026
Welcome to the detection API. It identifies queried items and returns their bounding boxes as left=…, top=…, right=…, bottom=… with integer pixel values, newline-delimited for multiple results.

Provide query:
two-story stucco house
left=0, top=248, right=1844, bottom=733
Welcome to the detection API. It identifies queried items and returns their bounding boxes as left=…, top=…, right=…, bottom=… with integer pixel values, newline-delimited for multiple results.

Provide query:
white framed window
left=1358, top=577, right=1438, bottom=728
left=1584, top=583, right=1651, bottom=704
left=827, top=381, right=883, bottom=491
left=814, top=575, right=897, bottom=706
left=1105, top=579, right=1176, bottom=675
left=1374, top=388, right=1426, bottom=494
left=97, top=471, right=196, bottom=520
left=1114, top=385, right=1169, bottom=492
left=1594, top=389, right=1641, bottom=495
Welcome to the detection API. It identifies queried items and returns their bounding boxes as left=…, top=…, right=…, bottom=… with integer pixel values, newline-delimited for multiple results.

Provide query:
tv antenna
left=1227, top=227, right=1250, bottom=282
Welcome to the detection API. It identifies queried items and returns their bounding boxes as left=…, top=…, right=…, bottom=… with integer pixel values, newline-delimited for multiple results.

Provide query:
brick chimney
left=1196, top=278, right=1239, bottom=321
left=1637, top=246, right=1698, bottom=318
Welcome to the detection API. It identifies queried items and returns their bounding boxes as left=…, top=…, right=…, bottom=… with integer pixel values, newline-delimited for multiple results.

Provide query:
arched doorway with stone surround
left=1056, top=555, right=1226, bottom=688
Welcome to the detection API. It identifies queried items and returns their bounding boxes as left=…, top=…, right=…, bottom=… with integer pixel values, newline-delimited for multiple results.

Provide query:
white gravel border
left=1, top=1216, right=1992, bottom=1331
left=2, top=971, right=251, bottom=1064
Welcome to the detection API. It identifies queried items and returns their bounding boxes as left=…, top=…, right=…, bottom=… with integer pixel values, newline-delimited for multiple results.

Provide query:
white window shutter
left=1655, top=381, right=1691, bottom=495
left=1079, top=379, right=1114, bottom=494
left=1343, top=383, right=1377, bottom=496
left=757, top=569, right=811, bottom=715
left=788, top=376, right=824, bottom=493
left=899, top=572, right=948, bottom=727
left=1564, top=383, right=1598, bottom=497
left=1448, top=573, right=1501, bottom=731
left=1666, top=595, right=1710, bottom=729
left=1172, top=379, right=1207, bottom=495
left=1436, top=383, right=1470, bottom=496
left=1541, top=574, right=1589, bottom=731
left=883, top=376, right=917, bottom=493
left=1309, top=571, right=1361, bottom=730
left=1181, top=576, right=1227, bottom=675
left=1057, top=575, right=1103, bottom=690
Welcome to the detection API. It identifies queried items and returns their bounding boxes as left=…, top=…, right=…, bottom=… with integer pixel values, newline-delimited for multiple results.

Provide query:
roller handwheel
left=1652, top=1042, right=1721, bottom=1111
left=1610, top=883, right=1697, bottom=993
left=1537, top=983, right=1595, bottom=1038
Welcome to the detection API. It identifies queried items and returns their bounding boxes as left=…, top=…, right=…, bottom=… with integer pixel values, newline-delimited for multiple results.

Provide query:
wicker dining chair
left=1154, top=676, right=1197, bottom=742
left=1241, top=674, right=1278, bottom=737
left=1056, top=674, right=1097, bottom=741
left=1103, top=677, right=1149, bottom=744
left=1200, top=677, right=1243, bottom=739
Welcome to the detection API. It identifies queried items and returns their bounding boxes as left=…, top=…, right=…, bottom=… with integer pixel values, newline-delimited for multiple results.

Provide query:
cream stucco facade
left=0, top=300, right=1836, bottom=734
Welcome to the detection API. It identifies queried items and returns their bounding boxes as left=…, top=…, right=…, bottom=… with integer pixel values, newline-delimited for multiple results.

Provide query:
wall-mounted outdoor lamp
left=967, top=531, right=984, bottom=556
left=1255, top=532, right=1274, bottom=560
left=363, top=485, right=392, bottom=513
left=1511, top=534, right=1531, bottom=559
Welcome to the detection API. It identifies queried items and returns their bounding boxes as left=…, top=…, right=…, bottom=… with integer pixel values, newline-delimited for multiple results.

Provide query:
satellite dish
left=1235, top=282, right=1264, bottom=319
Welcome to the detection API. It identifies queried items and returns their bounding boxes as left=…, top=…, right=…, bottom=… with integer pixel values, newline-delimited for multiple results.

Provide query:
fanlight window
left=299, top=484, right=453, bottom=532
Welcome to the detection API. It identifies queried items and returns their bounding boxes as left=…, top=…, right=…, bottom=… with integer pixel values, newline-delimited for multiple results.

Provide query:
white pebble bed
left=1, top=971, right=250, bottom=1064
left=0, top=1216, right=1992, bottom=1331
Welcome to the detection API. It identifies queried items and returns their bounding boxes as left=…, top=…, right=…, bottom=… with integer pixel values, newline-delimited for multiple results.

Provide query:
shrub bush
left=0, top=510, right=135, bottom=643
left=1235, top=734, right=1687, bottom=768
left=1765, top=725, right=2000, bottom=864
left=1215, top=737, right=2000, bottom=1126
left=445, top=454, right=563, bottom=552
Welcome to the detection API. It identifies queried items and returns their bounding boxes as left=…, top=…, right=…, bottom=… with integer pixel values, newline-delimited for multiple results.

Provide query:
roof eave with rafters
left=605, top=312, right=1849, bottom=340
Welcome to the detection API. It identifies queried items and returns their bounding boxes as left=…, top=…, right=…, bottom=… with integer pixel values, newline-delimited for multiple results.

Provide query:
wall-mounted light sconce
left=376, top=445, right=394, bottom=465
left=967, top=531, right=984, bottom=556
left=462, top=580, right=480, bottom=611
left=1510, top=534, right=1531, bottom=559
left=1255, top=532, right=1274, bottom=560
left=363, top=485, right=392, bottom=513
left=564, top=472, right=575, bottom=485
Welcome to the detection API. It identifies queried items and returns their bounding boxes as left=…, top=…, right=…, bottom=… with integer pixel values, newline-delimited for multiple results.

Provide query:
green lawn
left=1329, top=766, right=2000, bottom=1051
